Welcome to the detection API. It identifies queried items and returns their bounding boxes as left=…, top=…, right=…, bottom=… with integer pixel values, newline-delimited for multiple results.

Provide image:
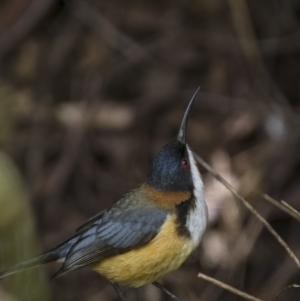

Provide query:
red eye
left=181, top=158, right=189, bottom=168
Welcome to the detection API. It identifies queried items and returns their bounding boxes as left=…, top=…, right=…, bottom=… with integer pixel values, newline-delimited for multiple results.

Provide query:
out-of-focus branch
left=0, top=0, right=56, bottom=59
left=227, top=0, right=295, bottom=122
left=193, top=152, right=300, bottom=268
left=275, top=284, right=300, bottom=299
left=66, top=0, right=148, bottom=61
left=262, top=194, right=300, bottom=222
left=198, top=273, right=264, bottom=301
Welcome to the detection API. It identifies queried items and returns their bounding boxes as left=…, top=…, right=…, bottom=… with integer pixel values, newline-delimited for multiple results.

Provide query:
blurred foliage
left=0, top=151, right=50, bottom=301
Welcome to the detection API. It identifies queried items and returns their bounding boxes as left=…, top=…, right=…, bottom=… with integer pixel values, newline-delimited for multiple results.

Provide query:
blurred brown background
left=1, top=0, right=300, bottom=300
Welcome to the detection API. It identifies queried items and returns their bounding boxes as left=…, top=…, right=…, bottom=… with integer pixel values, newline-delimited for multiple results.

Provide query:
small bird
left=0, top=88, right=208, bottom=301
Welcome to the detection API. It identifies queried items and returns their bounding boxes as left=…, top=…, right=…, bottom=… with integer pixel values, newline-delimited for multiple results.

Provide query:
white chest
left=186, top=147, right=208, bottom=247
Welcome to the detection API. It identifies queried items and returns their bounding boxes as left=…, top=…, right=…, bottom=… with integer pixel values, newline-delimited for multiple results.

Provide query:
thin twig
left=198, top=273, right=264, bottom=301
left=275, top=284, right=300, bottom=298
left=281, top=200, right=300, bottom=219
left=262, top=194, right=300, bottom=222
left=110, top=282, right=126, bottom=301
left=153, top=281, right=182, bottom=301
left=193, top=152, right=300, bottom=268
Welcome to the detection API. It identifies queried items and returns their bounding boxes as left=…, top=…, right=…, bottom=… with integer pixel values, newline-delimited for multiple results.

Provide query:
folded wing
left=52, top=200, right=168, bottom=279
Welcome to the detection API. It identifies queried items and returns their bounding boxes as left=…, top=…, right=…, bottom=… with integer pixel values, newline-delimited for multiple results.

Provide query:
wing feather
left=53, top=198, right=168, bottom=279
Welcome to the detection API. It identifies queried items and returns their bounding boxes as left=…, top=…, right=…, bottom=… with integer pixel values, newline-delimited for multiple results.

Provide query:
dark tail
left=0, top=233, right=80, bottom=279
left=0, top=251, right=59, bottom=279
left=0, top=230, right=83, bottom=279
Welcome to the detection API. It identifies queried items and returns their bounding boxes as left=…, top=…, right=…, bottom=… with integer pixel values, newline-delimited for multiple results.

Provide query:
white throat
left=186, top=146, right=208, bottom=246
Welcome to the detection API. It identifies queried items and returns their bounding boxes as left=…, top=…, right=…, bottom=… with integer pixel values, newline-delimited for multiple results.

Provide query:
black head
left=147, top=88, right=200, bottom=192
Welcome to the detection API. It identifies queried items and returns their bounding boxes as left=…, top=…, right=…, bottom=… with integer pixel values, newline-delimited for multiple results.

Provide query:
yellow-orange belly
left=92, top=215, right=195, bottom=287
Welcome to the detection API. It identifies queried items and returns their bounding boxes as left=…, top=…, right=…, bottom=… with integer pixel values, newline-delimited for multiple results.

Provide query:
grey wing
left=52, top=206, right=167, bottom=279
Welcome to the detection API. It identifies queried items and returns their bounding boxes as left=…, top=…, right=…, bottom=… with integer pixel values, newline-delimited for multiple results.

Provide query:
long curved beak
left=177, top=87, right=200, bottom=144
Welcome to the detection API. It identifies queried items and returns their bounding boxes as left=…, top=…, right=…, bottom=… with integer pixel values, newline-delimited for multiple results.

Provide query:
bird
left=0, top=88, right=208, bottom=301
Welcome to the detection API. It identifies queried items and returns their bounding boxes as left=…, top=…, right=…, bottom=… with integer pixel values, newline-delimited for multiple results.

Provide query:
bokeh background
left=1, top=0, right=300, bottom=300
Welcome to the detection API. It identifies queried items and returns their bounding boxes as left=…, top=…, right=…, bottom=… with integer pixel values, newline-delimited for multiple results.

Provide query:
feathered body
left=94, top=147, right=207, bottom=287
